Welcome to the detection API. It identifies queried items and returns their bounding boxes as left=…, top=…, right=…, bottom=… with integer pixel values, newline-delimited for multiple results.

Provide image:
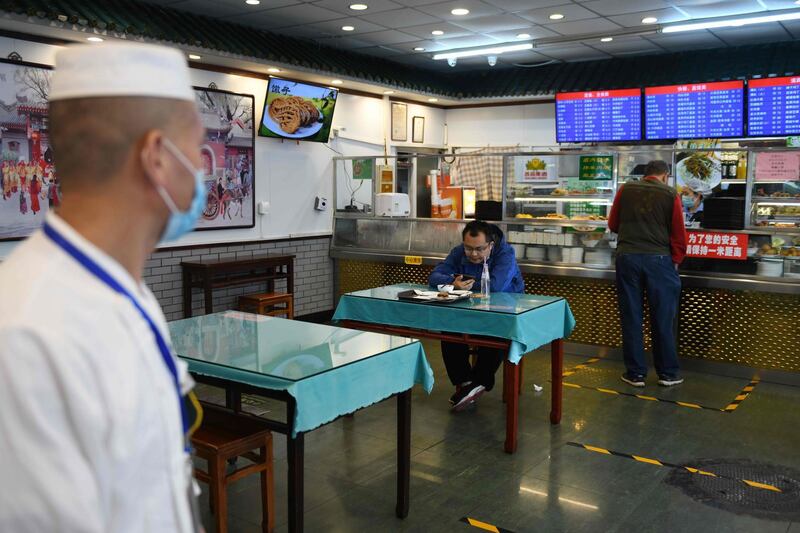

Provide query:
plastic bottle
left=481, top=259, right=491, bottom=299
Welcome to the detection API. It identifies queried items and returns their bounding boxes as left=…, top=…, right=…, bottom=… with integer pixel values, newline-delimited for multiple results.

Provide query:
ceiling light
left=245, top=0, right=260, bottom=5
left=87, top=36, right=104, bottom=42
left=413, top=47, right=426, bottom=51
left=433, top=42, right=533, bottom=60
left=662, top=10, right=800, bottom=32
left=549, top=13, right=564, bottom=20
left=428, top=98, right=439, bottom=102
left=188, top=54, right=202, bottom=60
left=331, top=79, right=344, bottom=85
left=796, top=0, right=800, bottom=4
left=342, top=25, right=355, bottom=31
left=600, top=37, right=613, bottom=42
left=349, top=3, right=368, bottom=9
left=267, top=67, right=281, bottom=73
left=516, top=33, right=531, bottom=39
left=383, top=90, right=395, bottom=94
left=451, top=8, right=470, bottom=15
left=431, top=30, right=445, bottom=36
left=642, top=16, right=658, bottom=24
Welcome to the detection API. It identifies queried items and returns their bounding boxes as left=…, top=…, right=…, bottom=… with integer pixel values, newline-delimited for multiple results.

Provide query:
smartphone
left=457, top=274, right=475, bottom=281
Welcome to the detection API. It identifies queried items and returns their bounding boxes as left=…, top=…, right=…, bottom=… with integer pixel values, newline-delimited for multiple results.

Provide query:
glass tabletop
left=345, top=284, right=563, bottom=315
left=169, top=311, right=417, bottom=382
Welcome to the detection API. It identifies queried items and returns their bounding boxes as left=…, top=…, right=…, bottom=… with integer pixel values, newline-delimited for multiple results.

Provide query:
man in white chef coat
left=0, top=42, right=208, bottom=532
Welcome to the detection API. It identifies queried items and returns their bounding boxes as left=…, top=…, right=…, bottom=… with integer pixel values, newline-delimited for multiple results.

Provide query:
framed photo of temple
left=193, top=86, right=256, bottom=231
left=0, top=58, right=57, bottom=241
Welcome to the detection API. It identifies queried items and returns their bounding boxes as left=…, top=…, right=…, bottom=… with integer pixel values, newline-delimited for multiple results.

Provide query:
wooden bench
left=238, top=292, right=294, bottom=319
left=191, top=404, right=274, bottom=533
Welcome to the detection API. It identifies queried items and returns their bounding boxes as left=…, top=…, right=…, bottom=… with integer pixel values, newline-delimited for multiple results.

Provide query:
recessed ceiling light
left=642, top=16, right=658, bottom=24
left=87, top=36, right=104, bottom=42
left=188, top=54, right=202, bottom=60
left=383, top=90, right=395, bottom=94
left=516, top=33, right=531, bottom=39
left=349, top=3, right=368, bottom=10
left=267, top=67, right=281, bottom=73
left=549, top=13, right=564, bottom=20
left=600, top=37, right=613, bottom=42
left=245, top=0, right=260, bottom=5
left=431, top=30, right=445, bottom=36
left=796, top=0, right=800, bottom=5
left=331, top=79, right=344, bottom=85
left=427, top=98, right=438, bottom=102
left=413, top=46, right=426, bottom=51
left=451, top=8, right=470, bottom=15
left=342, top=25, right=355, bottom=31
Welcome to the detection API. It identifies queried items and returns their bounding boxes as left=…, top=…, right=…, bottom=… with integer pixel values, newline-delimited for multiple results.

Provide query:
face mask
left=155, top=138, right=206, bottom=242
left=682, top=196, right=695, bottom=208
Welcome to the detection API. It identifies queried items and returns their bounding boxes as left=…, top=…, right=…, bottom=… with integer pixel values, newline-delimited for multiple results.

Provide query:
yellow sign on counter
left=404, top=255, right=423, bottom=265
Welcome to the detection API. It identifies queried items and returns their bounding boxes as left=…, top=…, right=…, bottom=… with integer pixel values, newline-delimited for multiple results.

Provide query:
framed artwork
left=391, top=102, right=407, bottom=142
left=0, top=58, right=56, bottom=241
left=194, top=86, right=256, bottom=230
left=412, top=116, right=425, bottom=144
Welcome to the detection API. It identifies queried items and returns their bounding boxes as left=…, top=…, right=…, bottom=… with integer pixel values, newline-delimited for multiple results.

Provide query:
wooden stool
left=192, top=404, right=274, bottom=533
left=238, top=292, right=294, bottom=319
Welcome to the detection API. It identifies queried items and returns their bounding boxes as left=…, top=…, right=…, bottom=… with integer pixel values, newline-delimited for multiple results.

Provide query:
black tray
left=397, top=289, right=472, bottom=304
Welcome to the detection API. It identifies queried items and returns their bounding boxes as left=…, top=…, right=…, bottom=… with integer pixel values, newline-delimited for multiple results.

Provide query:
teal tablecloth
left=333, top=284, right=576, bottom=364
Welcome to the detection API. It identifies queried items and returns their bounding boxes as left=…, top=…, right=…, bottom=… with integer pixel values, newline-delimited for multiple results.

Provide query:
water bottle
left=481, top=260, right=491, bottom=299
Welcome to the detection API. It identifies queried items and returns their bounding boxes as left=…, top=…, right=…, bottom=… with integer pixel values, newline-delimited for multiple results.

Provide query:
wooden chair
left=191, top=404, right=274, bottom=533
left=238, top=292, right=294, bottom=319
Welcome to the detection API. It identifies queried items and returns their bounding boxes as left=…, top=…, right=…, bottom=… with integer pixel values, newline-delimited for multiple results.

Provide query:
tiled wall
left=143, top=236, right=333, bottom=321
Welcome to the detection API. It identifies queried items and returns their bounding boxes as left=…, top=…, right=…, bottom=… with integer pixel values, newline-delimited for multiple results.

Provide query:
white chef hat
left=50, top=41, right=194, bottom=102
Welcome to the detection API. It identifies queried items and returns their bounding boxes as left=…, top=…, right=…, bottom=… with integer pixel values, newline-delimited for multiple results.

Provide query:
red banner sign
left=686, top=231, right=748, bottom=260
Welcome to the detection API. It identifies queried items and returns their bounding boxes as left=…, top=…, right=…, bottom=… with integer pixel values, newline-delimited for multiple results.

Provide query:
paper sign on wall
left=514, top=156, right=557, bottom=182
left=686, top=231, right=748, bottom=260
left=579, top=155, right=613, bottom=180
left=754, top=152, right=800, bottom=182
left=352, top=159, right=374, bottom=180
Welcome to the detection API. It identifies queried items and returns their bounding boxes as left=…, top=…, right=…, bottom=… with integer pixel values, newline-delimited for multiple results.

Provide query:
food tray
left=397, top=289, right=472, bottom=304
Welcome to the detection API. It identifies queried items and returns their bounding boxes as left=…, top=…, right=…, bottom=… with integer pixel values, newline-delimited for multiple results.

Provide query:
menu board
left=644, top=81, right=744, bottom=140
left=556, top=89, right=641, bottom=143
left=748, top=76, right=800, bottom=137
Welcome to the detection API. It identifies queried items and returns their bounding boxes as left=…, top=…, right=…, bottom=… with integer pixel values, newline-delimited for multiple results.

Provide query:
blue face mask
left=156, top=138, right=206, bottom=242
left=682, top=195, right=695, bottom=209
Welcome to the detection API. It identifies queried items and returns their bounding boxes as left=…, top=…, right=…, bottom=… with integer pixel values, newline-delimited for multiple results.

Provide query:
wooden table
left=181, top=254, right=294, bottom=318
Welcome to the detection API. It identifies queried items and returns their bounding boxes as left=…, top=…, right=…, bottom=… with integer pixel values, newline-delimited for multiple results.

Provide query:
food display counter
left=330, top=148, right=800, bottom=377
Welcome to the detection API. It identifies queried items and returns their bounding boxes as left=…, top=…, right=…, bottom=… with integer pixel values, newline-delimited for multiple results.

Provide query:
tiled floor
left=196, top=340, right=800, bottom=533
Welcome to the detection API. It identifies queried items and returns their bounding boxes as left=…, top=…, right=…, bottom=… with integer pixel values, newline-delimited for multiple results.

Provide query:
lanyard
left=43, top=222, right=189, bottom=449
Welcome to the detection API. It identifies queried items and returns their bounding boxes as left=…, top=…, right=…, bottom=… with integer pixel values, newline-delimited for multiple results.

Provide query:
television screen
left=556, top=88, right=641, bottom=143
left=258, top=77, right=338, bottom=142
left=748, top=76, right=800, bottom=137
left=645, top=81, right=744, bottom=140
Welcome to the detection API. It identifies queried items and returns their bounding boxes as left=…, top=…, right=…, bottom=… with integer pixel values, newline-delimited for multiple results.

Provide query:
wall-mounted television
left=644, top=81, right=744, bottom=140
left=556, top=88, right=642, bottom=143
left=258, top=77, right=338, bottom=143
left=748, top=76, right=800, bottom=137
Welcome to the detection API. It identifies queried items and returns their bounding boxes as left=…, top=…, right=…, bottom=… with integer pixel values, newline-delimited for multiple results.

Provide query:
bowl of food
left=676, top=153, right=722, bottom=194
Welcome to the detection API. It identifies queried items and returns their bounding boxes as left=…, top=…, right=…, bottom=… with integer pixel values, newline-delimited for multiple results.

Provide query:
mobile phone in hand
left=457, top=274, right=475, bottom=282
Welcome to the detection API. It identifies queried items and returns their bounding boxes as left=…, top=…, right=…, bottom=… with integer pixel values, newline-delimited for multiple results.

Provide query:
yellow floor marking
left=597, top=388, right=619, bottom=395
left=636, top=395, right=658, bottom=401
left=743, top=480, right=781, bottom=492
left=467, top=518, right=500, bottom=532
left=633, top=455, right=663, bottom=466
left=735, top=395, right=748, bottom=401
left=676, top=402, right=702, bottom=409
left=584, top=445, right=611, bottom=455
left=563, top=382, right=581, bottom=388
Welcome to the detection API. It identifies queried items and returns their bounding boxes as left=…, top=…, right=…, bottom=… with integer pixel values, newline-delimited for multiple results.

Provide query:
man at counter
left=608, top=160, right=687, bottom=388
left=428, top=220, right=524, bottom=411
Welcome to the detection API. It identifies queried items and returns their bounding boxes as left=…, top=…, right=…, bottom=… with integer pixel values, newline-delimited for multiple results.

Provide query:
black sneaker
left=621, top=373, right=646, bottom=387
left=451, top=384, right=486, bottom=412
left=657, top=375, right=684, bottom=386
left=449, top=384, right=466, bottom=406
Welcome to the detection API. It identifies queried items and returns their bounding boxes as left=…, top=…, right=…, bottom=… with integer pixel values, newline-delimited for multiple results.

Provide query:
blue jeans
left=615, top=254, right=681, bottom=377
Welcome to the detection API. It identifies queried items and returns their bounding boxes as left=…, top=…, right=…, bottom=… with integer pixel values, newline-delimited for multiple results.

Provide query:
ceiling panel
left=349, top=45, right=410, bottom=56
left=546, top=17, right=622, bottom=35
left=536, top=43, right=612, bottom=60
left=482, top=0, right=567, bottom=11
left=226, top=4, right=344, bottom=28
left=711, top=22, right=792, bottom=44
left=674, top=0, right=766, bottom=18
left=311, top=0, right=405, bottom=16
left=579, top=0, right=670, bottom=17
left=591, top=35, right=664, bottom=53
left=353, top=28, right=422, bottom=44
left=487, top=25, right=561, bottom=40
left=646, top=31, right=727, bottom=51
left=430, top=34, right=503, bottom=48
left=517, top=4, right=598, bottom=25
left=360, top=7, right=442, bottom=27
left=449, top=13, right=533, bottom=32
left=608, top=7, right=688, bottom=27
left=401, top=21, right=478, bottom=39
left=780, top=20, right=800, bottom=38
left=414, top=0, right=504, bottom=20
left=315, top=35, right=377, bottom=48
left=757, top=0, right=800, bottom=9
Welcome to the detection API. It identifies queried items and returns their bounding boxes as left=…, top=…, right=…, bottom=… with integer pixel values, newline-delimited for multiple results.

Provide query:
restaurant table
left=181, top=254, right=294, bottom=318
left=333, top=284, right=576, bottom=454
left=169, top=310, right=434, bottom=532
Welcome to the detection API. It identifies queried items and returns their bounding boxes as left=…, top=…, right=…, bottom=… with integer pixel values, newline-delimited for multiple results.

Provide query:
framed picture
left=391, top=102, right=407, bottom=142
left=0, top=58, right=56, bottom=241
left=194, top=87, right=256, bottom=231
left=412, top=116, right=425, bottom=144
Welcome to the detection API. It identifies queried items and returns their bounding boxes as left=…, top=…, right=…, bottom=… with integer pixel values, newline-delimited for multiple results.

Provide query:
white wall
left=445, top=103, right=557, bottom=148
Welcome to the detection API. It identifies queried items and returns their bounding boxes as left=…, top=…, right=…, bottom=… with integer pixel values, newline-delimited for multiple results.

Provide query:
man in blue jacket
left=429, top=220, right=524, bottom=411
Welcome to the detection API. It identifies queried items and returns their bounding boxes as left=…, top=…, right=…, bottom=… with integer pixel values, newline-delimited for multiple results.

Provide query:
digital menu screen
left=644, top=81, right=744, bottom=140
left=748, top=76, right=800, bottom=137
left=556, top=89, right=642, bottom=143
